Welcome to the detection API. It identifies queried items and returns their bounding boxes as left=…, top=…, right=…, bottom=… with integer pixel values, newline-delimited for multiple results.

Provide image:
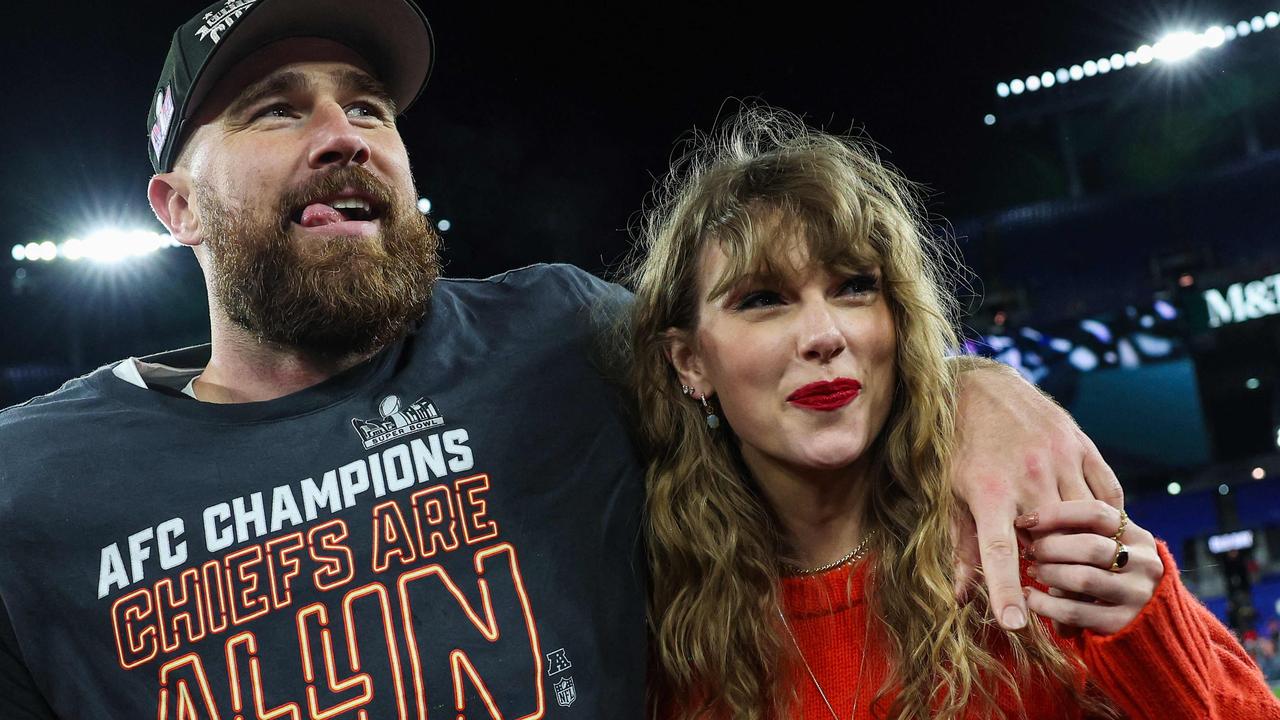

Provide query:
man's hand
left=949, top=358, right=1123, bottom=630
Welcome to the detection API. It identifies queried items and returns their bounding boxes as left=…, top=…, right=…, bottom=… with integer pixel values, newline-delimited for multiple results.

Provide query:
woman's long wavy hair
left=627, top=107, right=1102, bottom=719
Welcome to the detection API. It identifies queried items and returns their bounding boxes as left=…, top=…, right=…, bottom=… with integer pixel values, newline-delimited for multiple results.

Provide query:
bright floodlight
left=1154, top=31, right=1203, bottom=62
left=1136, top=44, right=1154, bottom=64
left=1167, top=481, right=1181, bottom=495
left=1237, top=20, right=1251, bottom=36
left=1251, top=16, right=1265, bottom=32
left=1267, top=11, right=1279, bottom=28
left=437, top=219, right=451, bottom=232
left=1124, top=50, right=1139, bottom=67
left=1069, top=64, right=1084, bottom=80
left=79, top=229, right=177, bottom=263
left=1041, top=71, right=1055, bottom=87
left=1225, top=24, right=1239, bottom=40
left=996, top=82, right=1010, bottom=97
left=38, top=241, right=57, bottom=261
left=1253, top=467, right=1267, bottom=480
left=1010, top=78, right=1025, bottom=94
left=1203, top=26, right=1226, bottom=48
left=1098, top=58, right=1112, bottom=73
left=1026, top=75, right=1041, bottom=91
left=416, top=197, right=432, bottom=214
left=10, top=244, right=24, bottom=261
left=1110, top=53, right=1126, bottom=69
left=1083, top=60, right=1098, bottom=76
left=983, top=114, right=996, bottom=126
left=1055, top=68, right=1070, bottom=83
left=1218, top=483, right=1230, bottom=495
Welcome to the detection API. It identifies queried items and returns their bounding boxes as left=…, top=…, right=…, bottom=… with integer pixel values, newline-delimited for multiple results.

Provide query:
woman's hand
left=1017, top=500, right=1164, bottom=636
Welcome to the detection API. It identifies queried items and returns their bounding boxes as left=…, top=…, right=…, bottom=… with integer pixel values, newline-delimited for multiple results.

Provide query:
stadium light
left=416, top=197, right=432, bottom=214
left=1167, top=481, right=1181, bottom=495
left=1252, top=467, right=1266, bottom=480
left=1217, top=483, right=1230, bottom=495
left=983, top=114, right=997, bottom=126
left=994, top=12, right=1280, bottom=98
left=11, top=228, right=179, bottom=264
left=1154, top=31, right=1204, bottom=62
left=437, top=219, right=452, bottom=232
left=1246, top=377, right=1261, bottom=390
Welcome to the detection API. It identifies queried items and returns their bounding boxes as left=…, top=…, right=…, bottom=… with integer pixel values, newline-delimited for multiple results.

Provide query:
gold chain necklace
left=782, top=529, right=877, bottom=576
left=777, top=531, right=875, bottom=719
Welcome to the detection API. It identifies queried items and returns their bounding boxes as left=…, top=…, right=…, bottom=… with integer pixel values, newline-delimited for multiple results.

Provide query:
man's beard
left=198, top=167, right=441, bottom=359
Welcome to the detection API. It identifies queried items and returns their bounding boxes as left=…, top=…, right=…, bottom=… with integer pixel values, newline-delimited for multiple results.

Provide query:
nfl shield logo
left=553, top=676, right=577, bottom=708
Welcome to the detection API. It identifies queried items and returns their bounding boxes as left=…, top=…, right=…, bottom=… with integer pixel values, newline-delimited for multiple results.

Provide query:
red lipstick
left=787, top=378, right=862, bottom=411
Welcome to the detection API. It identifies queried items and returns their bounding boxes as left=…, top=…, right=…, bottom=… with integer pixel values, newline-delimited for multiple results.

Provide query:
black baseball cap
left=147, top=0, right=434, bottom=173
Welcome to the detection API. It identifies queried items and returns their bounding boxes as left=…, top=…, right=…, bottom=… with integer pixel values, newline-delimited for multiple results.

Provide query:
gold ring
left=1109, top=540, right=1130, bottom=572
left=1111, top=509, right=1128, bottom=542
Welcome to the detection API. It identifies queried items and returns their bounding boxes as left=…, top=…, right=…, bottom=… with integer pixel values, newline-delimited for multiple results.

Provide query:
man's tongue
left=299, top=203, right=345, bottom=227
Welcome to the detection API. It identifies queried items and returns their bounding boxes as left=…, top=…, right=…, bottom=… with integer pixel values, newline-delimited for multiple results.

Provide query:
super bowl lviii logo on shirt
left=352, top=394, right=445, bottom=449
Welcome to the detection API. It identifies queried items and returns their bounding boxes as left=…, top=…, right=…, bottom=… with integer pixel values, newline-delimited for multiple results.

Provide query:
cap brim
left=185, top=0, right=434, bottom=122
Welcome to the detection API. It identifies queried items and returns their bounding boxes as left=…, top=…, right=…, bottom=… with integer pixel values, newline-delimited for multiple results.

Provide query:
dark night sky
left=4, top=0, right=1279, bottom=386
left=5, top=0, right=1269, bottom=279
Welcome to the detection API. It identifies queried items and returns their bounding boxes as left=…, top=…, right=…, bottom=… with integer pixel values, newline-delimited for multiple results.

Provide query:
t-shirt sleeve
left=0, top=592, right=57, bottom=720
left=1080, top=541, right=1280, bottom=720
left=536, top=263, right=635, bottom=384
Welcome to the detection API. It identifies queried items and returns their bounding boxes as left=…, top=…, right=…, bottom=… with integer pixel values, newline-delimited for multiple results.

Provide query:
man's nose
left=307, top=102, right=371, bottom=169
left=799, top=305, right=846, bottom=363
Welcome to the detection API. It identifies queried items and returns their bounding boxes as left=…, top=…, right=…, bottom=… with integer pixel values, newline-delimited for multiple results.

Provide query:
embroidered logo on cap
left=149, top=86, right=175, bottom=160
left=195, top=0, right=259, bottom=44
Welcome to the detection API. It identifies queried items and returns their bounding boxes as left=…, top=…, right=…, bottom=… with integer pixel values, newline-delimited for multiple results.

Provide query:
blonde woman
left=628, top=108, right=1277, bottom=719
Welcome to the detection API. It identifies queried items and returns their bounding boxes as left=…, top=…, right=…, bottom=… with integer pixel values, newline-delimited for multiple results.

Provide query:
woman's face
left=671, top=238, right=898, bottom=476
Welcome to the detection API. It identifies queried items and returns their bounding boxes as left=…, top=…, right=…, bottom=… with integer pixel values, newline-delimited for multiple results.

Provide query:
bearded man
left=0, top=1, right=1123, bottom=717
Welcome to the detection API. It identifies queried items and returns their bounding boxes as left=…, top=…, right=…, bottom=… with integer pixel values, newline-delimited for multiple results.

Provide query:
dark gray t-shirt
left=0, top=264, right=645, bottom=719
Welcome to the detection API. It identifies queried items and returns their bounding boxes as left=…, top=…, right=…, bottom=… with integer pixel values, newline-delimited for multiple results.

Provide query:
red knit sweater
left=779, top=542, right=1279, bottom=719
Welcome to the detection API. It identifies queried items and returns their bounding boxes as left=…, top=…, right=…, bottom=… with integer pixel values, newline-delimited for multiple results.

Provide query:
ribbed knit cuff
left=1080, top=541, right=1276, bottom=720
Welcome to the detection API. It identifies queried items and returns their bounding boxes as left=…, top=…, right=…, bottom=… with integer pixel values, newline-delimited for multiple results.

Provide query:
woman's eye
left=734, top=290, right=783, bottom=311
left=839, top=274, right=880, bottom=296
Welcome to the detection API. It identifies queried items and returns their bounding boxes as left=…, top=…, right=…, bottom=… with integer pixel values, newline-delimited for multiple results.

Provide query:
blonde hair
left=627, top=106, right=1103, bottom=719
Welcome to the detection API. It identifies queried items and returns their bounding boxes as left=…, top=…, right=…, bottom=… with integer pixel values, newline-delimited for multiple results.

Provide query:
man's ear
left=148, top=170, right=201, bottom=248
left=664, top=327, right=713, bottom=397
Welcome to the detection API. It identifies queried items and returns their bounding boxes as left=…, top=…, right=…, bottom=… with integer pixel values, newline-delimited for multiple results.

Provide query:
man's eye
left=254, top=104, right=293, bottom=120
left=839, top=274, right=880, bottom=296
left=734, top=290, right=783, bottom=311
left=347, top=103, right=388, bottom=119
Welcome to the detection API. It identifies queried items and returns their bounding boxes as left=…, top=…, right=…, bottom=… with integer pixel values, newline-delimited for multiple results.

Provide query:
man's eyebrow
left=225, top=70, right=312, bottom=117
left=335, top=68, right=397, bottom=115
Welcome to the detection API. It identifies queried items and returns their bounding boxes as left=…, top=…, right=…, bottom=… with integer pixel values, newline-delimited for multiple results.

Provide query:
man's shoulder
left=0, top=364, right=118, bottom=434
left=436, top=263, right=632, bottom=308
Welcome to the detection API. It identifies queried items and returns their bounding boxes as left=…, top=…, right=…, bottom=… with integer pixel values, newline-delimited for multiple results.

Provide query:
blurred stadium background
left=3, top=1, right=1279, bottom=688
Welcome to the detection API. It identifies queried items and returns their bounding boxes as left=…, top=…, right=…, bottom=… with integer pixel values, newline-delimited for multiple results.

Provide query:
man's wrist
left=946, top=354, right=1018, bottom=378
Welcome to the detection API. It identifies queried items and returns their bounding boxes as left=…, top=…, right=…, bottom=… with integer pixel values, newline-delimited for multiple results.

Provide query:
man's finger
left=971, top=492, right=1028, bottom=630
left=951, top=512, right=980, bottom=601
left=1079, top=431, right=1124, bottom=509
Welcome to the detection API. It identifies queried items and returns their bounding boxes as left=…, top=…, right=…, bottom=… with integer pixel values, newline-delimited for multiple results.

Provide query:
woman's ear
left=664, top=327, right=712, bottom=397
